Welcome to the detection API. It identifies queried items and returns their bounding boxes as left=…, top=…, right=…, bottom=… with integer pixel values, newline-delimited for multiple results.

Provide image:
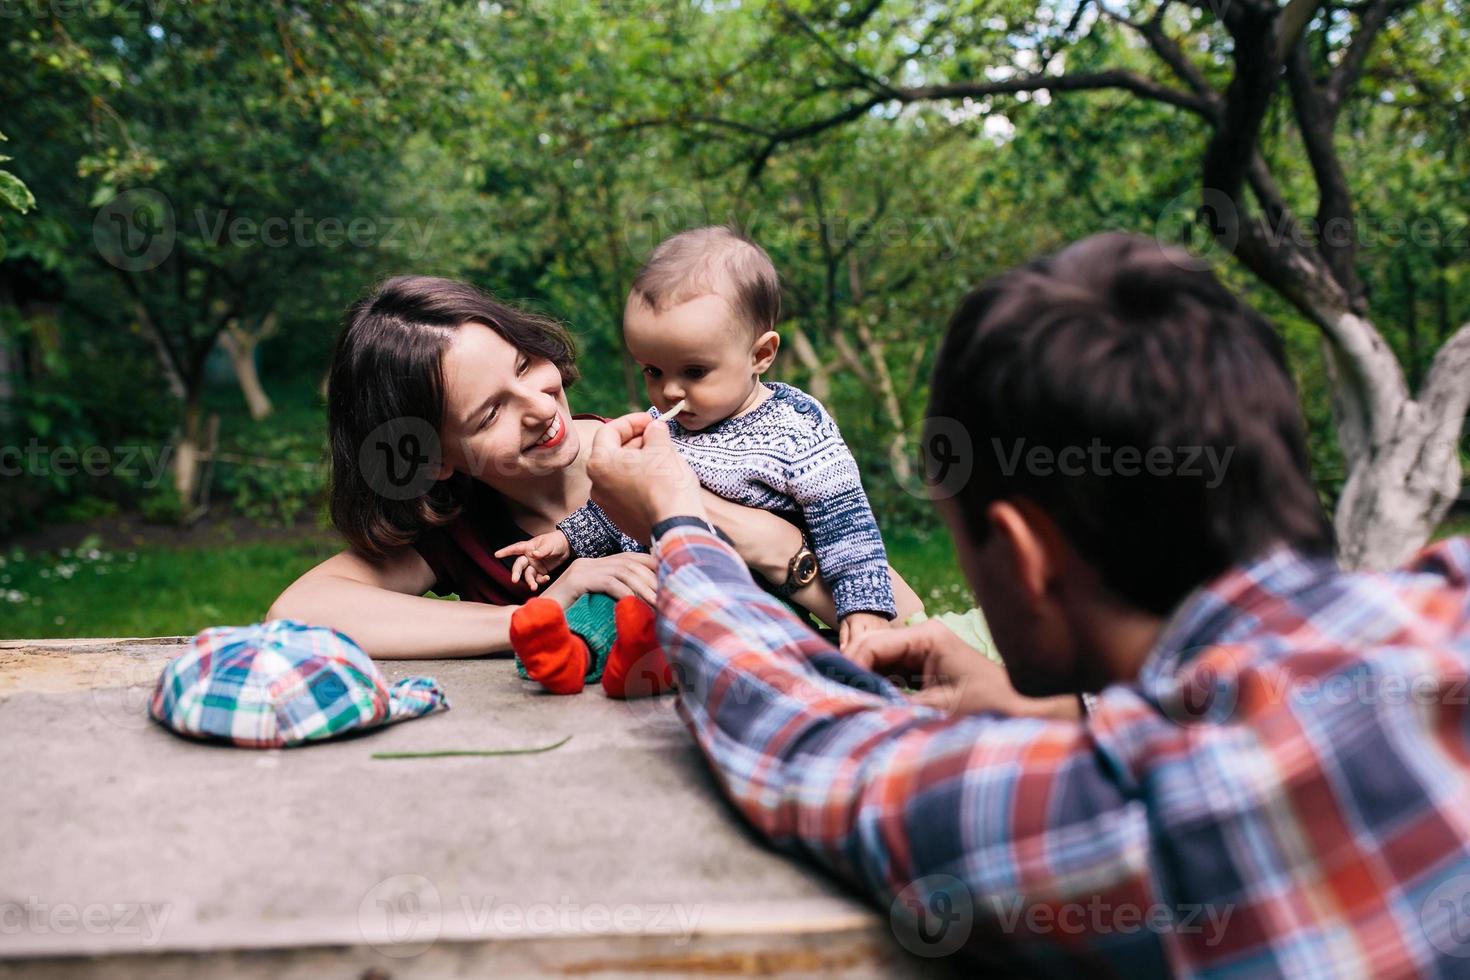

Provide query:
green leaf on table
left=373, top=735, right=573, bottom=760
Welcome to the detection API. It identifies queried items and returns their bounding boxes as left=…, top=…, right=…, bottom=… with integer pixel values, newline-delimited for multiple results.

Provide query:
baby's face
left=624, top=293, right=768, bottom=431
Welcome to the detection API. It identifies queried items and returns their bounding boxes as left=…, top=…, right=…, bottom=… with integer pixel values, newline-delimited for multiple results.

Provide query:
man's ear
left=751, top=330, right=780, bottom=373
left=986, top=500, right=1054, bottom=610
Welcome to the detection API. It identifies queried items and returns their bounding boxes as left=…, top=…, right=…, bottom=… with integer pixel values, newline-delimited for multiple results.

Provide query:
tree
left=6, top=2, right=469, bottom=511
left=627, top=0, right=1469, bottom=569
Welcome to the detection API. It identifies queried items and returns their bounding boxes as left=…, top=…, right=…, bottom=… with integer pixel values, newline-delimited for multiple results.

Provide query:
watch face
left=794, top=552, right=819, bottom=586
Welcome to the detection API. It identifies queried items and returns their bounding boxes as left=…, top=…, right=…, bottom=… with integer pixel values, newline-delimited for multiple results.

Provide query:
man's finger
left=911, top=685, right=963, bottom=714
left=641, top=414, right=673, bottom=448
left=848, top=629, right=928, bottom=675
left=596, top=411, right=657, bottom=449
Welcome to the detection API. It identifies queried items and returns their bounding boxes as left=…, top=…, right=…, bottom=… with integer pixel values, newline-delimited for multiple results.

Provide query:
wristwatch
left=771, top=537, right=819, bottom=598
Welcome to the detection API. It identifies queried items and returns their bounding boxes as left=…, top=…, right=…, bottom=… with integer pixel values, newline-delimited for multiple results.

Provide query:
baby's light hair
left=630, top=225, right=780, bottom=335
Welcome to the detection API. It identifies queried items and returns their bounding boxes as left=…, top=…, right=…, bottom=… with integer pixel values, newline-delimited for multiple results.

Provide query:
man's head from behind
left=928, top=232, right=1332, bottom=696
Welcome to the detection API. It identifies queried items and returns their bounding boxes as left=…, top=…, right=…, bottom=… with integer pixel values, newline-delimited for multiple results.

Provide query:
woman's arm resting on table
left=268, top=546, right=658, bottom=660
left=267, top=546, right=517, bottom=659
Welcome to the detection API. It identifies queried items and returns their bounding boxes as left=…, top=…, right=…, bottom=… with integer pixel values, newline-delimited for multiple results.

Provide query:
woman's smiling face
left=438, top=322, right=579, bottom=481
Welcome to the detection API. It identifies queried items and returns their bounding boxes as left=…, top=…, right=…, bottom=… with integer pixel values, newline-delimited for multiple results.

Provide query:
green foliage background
left=0, top=1, right=1466, bottom=636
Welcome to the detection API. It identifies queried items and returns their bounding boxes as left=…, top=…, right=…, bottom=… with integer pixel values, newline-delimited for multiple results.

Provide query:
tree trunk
left=219, top=313, right=277, bottom=420
left=787, top=326, right=833, bottom=404
left=1335, top=414, right=1462, bottom=570
left=131, top=301, right=187, bottom=401
left=173, top=394, right=203, bottom=511
left=845, top=256, right=914, bottom=488
left=218, top=328, right=273, bottom=421
left=1330, top=314, right=1470, bottom=569
left=851, top=318, right=914, bottom=489
left=0, top=326, right=13, bottom=433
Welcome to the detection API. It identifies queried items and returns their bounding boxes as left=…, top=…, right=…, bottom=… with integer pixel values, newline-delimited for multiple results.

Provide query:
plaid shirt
left=653, top=525, right=1470, bottom=975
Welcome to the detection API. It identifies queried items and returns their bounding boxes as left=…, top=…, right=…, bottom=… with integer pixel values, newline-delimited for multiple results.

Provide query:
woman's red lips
left=528, top=413, right=567, bottom=451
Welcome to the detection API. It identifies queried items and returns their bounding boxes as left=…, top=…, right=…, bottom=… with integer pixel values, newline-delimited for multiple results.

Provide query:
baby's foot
left=510, top=597, right=589, bottom=695
left=601, top=596, right=673, bottom=700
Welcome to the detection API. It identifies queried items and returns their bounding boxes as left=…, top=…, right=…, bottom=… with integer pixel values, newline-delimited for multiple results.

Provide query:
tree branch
left=1128, top=9, right=1223, bottom=119
left=1327, top=0, right=1405, bottom=112
left=739, top=69, right=1214, bottom=178
left=1200, top=3, right=1282, bottom=209
left=898, top=69, right=1214, bottom=117
left=1420, top=320, right=1470, bottom=440
left=1275, top=0, right=1323, bottom=60
left=1284, top=39, right=1365, bottom=310
left=777, top=3, right=898, bottom=99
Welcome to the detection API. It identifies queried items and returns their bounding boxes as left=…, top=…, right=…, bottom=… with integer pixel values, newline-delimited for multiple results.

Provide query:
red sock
left=602, top=596, right=673, bottom=699
left=511, top=597, right=588, bottom=695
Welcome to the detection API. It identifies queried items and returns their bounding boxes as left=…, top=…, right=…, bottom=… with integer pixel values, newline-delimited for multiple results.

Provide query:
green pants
left=513, top=592, right=618, bottom=684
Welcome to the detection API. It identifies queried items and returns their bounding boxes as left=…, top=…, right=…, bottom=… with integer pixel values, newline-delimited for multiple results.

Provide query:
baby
left=500, top=225, right=897, bottom=649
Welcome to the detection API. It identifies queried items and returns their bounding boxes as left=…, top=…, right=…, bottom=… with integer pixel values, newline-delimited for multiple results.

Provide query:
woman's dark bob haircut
left=327, top=275, right=578, bottom=558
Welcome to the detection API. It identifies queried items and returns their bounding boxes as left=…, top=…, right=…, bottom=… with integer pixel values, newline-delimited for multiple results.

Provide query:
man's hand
left=588, top=412, right=706, bottom=543
left=838, top=611, right=889, bottom=653
left=846, top=618, right=1080, bottom=720
left=494, top=529, right=571, bottom=592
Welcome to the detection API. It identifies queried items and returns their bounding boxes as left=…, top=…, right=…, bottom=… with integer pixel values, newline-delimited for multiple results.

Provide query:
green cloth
left=514, top=592, right=617, bottom=684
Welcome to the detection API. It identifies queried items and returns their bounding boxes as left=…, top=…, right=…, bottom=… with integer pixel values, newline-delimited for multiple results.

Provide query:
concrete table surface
left=0, top=637, right=956, bottom=978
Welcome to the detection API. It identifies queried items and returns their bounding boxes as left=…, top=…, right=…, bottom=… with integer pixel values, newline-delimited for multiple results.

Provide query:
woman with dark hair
left=269, top=275, right=857, bottom=658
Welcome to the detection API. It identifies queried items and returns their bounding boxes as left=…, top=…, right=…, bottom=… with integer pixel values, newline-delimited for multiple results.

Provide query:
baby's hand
left=494, top=530, right=572, bottom=592
left=839, top=611, right=891, bottom=654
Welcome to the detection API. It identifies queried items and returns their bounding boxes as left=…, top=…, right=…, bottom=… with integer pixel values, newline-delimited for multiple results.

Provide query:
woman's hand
left=846, top=618, right=1080, bottom=720
left=540, top=553, right=659, bottom=608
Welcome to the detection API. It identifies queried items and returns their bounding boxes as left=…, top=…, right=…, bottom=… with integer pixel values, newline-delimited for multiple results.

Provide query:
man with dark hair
left=589, top=233, right=1470, bottom=973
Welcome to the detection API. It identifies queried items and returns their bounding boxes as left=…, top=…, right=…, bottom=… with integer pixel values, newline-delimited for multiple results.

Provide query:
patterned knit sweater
left=558, top=382, right=896, bottom=620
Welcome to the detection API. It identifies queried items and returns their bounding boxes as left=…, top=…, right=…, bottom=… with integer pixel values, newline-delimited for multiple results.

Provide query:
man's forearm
left=650, top=524, right=1140, bottom=957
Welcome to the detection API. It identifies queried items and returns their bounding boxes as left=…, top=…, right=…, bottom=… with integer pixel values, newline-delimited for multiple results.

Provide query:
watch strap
left=651, top=515, right=733, bottom=547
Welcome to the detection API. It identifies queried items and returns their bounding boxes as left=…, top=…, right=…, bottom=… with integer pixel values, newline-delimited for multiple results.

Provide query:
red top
left=411, top=414, right=604, bottom=605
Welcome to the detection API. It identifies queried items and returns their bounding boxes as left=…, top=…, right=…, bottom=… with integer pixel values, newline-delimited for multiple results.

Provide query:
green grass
left=5, top=513, right=1465, bottom=641
left=1435, top=515, right=1470, bottom=542
left=885, top=527, right=974, bottom=615
left=1, top=538, right=339, bottom=640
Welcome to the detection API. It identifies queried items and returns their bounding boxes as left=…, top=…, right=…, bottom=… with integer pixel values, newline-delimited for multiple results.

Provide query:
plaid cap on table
left=149, top=619, right=449, bottom=748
